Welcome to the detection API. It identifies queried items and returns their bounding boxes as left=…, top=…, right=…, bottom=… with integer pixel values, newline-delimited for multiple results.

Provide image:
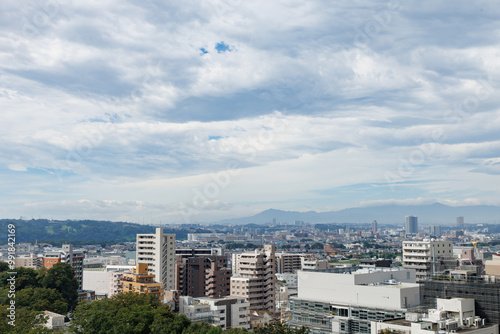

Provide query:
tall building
left=43, top=244, right=84, bottom=290
left=175, top=255, right=231, bottom=298
left=457, top=216, right=465, bottom=228
left=230, top=245, right=276, bottom=311
left=371, top=220, right=378, bottom=234
left=136, top=228, right=176, bottom=290
left=275, top=253, right=302, bottom=274
left=288, top=268, right=419, bottom=334
left=120, top=263, right=164, bottom=301
left=405, top=216, right=418, bottom=235
left=402, top=240, right=456, bottom=281
left=429, top=225, right=442, bottom=237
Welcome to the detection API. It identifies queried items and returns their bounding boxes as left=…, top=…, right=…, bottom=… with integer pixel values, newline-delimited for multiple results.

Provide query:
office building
left=402, top=240, right=455, bottom=281
left=120, top=263, right=164, bottom=301
left=136, top=228, right=176, bottom=290
left=405, top=216, right=418, bottom=235
left=231, top=245, right=276, bottom=311
left=179, top=295, right=250, bottom=330
left=288, top=268, right=419, bottom=334
left=372, top=220, right=378, bottom=234
left=372, top=298, right=497, bottom=334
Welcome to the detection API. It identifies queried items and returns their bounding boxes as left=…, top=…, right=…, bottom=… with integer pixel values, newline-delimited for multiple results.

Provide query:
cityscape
left=2, top=0, right=500, bottom=333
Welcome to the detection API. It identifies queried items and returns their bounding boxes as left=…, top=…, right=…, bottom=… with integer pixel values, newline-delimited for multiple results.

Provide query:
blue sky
left=1, top=0, right=500, bottom=223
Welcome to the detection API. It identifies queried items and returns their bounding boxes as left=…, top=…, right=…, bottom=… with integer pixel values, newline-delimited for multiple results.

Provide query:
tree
left=16, top=287, right=68, bottom=314
left=254, top=322, right=310, bottom=334
left=0, top=306, right=51, bottom=334
left=181, top=322, right=223, bottom=334
left=70, top=292, right=189, bottom=334
left=0, top=261, right=9, bottom=273
left=0, top=267, right=40, bottom=290
left=41, top=262, right=78, bottom=311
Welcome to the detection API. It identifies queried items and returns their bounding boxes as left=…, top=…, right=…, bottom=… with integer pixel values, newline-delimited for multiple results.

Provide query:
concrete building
left=136, top=228, right=176, bottom=290
left=457, top=216, right=465, bottom=228
left=120, top=263, right=164, bottom=301
left=231, top=245, right=276, bottom=311
left=176, top=247, right=223, bottom=257
left=43, top=244, right=84, bottom=290
left=275, top=253, right=302, bottom=274
left=179, top=295, right=250, bottom=330
left=15, top=253, right=42, bottom=269
left=175, top=255, right=231, bottom=298
left=402, top=240, right=455, bottom=281
left=372, top=221, right=378, bottom=234
left=40, top=311, right=65, bottom=330
left=288, top=268, right=420, bottom=334
left=371, top=298, right=497, bottom=334
left=429, top=225, right=442, bottom=237
left=485, top=254, right=500, bottom=276
left=301, top=255, right=328, bottom=271
left=405, top=216, right=418, bottom=235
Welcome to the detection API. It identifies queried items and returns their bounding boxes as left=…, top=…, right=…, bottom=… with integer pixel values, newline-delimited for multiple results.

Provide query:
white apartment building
left=136, top=228, right=176, bottom=290
left=179, top=296, right=250, bottom=330
left=231, top=245, right=276, bottom=311
left=402, top=240, right=455, bottom=281
left=371, top=298, right=498, bottom=334
left=82, top=265, right=135, bottom=297
left=288, top=268, right=420, bottom=334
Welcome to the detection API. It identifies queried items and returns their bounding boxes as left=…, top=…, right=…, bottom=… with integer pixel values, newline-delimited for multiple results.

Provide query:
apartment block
left=43, top=244, right=84, bottom=290
left=15, top=253, right=42, bottom=269
left=136, top=228, right=176, bottom=290
left=120, top=263, right=164, bottom=301
left=231, top=245, right=276, bottom=311
left=402, top=240, right=455, bottom=281
left=275, top=253, right=302, bottom=274
left=288, top=268, right=419, bottom=334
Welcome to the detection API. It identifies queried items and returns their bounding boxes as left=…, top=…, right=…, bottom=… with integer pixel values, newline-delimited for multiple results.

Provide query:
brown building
left=120, top=263, right=164, bottom=301
left=175, top=255, right=231, bottom=298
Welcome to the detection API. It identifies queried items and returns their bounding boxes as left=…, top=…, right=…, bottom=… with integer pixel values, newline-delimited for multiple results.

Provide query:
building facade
left=275, top=253, right=302, bottom=274
left=120, top=263, right=164, bottom=301
left=405, top=216, right=418, bottom=235
left=402, top=240, right=455, bottom=281
left=231, top=245, right=276, bottom=311
left=136, top=228, right=176, bottom=290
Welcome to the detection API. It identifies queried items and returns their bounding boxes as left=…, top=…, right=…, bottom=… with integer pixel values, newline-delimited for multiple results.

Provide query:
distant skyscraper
left=405, top=216, right=418, bottom=235
left=429, top=225, right=442, bottom=237
left=371, top=220, right=378, bottom=233
left=457, top=216, right=465, bottom=228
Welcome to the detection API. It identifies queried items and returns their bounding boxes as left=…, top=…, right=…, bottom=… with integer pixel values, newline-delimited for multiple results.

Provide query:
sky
left=1, top=0, right=500, bottom=224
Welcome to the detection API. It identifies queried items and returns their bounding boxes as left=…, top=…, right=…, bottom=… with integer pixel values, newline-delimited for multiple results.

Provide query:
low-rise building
left=120, top=263, right=164, bottom=301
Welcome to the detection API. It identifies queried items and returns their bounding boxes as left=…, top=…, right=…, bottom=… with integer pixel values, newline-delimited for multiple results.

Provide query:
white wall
left=82, top=270, right=109, bottom=295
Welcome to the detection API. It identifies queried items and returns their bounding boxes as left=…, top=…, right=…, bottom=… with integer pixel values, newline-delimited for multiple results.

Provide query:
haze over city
left=2, top=1, right=500, bottom=223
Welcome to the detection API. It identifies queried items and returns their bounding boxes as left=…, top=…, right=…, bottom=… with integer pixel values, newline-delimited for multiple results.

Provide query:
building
left=40, top=311, right=65, bottom=330
left=402, top=240, right=455, bottom=281
left=15, top=253, right=42, bottom=269
left=120, top=263, right=164, bottom=301
left=136, top=228, right=176, bottom=290
left=301, top=255, right=328, bottom=271
left=457, top=216, right=465, bottom=228
left=231, top=245, right=276, bottom=311
left=43, top=244, right=84, bottom=290
left=429, top=225, right=442, bottom=237
left=372, top=298, right=498, bottom=334
left=179, top=295, right=250, bottom=330
left=420, top=275, right=500, bottom=327
left=485, top=254, right=500, bottom=276
left=288, top=268, right=420, bottom=334
left=175, top=255, right=231, bottom=298
left=372, top=221, right=378, bottom=234
left=405, top=216, right=418, bottom=235
left=176, top=247, right=223, bottom=257
left=275, top=253, right=302, bottom=274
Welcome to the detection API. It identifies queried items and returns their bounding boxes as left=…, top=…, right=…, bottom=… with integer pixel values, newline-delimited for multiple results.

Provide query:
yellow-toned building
left=120, top=263, right=165, bottom=300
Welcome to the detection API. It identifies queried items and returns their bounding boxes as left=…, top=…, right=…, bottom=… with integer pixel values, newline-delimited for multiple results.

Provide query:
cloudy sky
left=1, top=0, right=500, bottom=223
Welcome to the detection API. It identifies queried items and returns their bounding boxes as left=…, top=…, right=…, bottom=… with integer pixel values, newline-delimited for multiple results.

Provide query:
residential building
left=179, top=295, right=250, bottom=330
left=429, top=225, right=442, bottom=237
left=372, top=298, right=498, bottom=334
left=301, top=255, right=328, bottom=271
left=405, top=216, right=418, bottom=235
left=288, top=268, right=419, bottom=334
left=402, top=240, right=455, bottom=281
left=275, top=253, right=302, bottom=274
left=43, top=244, right=85, bottom=290
left=231, top=245, right=276, bottom=311
left=136, top=228, right=176, bottom=290
left=175, top=255, right=231, bottom=298
left=15, top=253, right=42, bottom=269
left=120, top=263, right=164, bottom=301
left=485, top=254, right=500, bottom=276
left=457, top=216, right=465, bottom=228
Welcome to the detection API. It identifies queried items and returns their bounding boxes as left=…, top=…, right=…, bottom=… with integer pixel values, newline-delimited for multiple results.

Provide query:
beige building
left=275, top=253, right=302, bottom=274
left=120, top=263, right=164, bottom=301
left=403, top=240, right=455, bottom=281
left=14, top=253, right=42, bottom=269
left=136, top=228, right=176, bottom=290
left=485, top=254, right=500, bottom=276
left=231, top=245, right=276, bottom=311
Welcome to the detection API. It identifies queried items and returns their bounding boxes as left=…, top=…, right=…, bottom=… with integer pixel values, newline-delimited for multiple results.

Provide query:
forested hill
left=0, top=219, right=197, bottom=246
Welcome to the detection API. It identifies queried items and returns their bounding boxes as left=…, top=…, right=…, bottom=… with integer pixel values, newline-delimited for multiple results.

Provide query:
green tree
left=0, top=261, right=9, bottom=273
left=41, top=262, right=78, bottom=311
left=254, top=322, right=310, bottom=334
left=16, top=287, right=68, bottom=314
left=0, top=267, right=40, bottom=290
left=181, top=322, right=223, bottom=334
left=0, top=306, right=51, bottom=334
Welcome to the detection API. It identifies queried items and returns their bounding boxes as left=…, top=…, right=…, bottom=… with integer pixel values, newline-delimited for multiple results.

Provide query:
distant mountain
left=215, top=203, right=500, bottom=225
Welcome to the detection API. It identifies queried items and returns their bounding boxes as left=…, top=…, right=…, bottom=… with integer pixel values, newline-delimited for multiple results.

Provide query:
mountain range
left=214, top=203, right=500, bottom=225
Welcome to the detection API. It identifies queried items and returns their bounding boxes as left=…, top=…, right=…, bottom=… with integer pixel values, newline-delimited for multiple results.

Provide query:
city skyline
left=2, top=1, right=500, bottom=223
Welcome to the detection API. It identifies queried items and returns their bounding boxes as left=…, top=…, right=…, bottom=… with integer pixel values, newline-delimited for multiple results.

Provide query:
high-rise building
left=402, top=240, right=456, bottom=281
left=175, top=255, right=231, bottom=298
left=43, top=244, right=84, bottom=290
left=405, top=216, right=418, bottom=235
left=429, top=225, right=442, bottom=237
left=136, top=228, right=176, bottom=290
left=275, top=253, right=302, bottom=274
left=230, top=245, right=276, bottom=311
left=371, top=220, right=378, bottom=234
left=457, top=216, right=465, bottom=228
